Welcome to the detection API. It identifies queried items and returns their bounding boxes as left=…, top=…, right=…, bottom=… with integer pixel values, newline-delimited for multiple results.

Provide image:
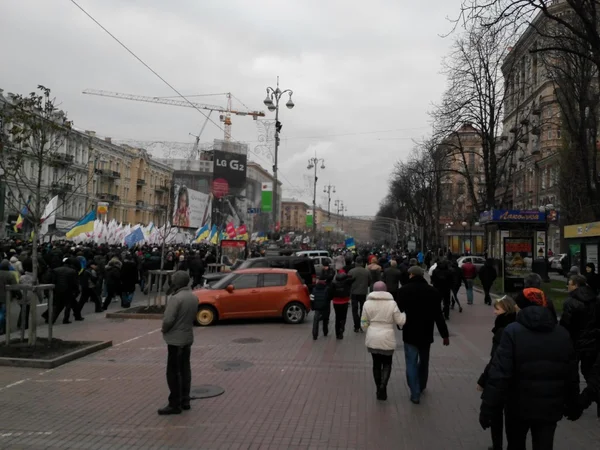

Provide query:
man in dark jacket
left=479, top=305, right=581, bottom=449
left=431, top=259, right=453, bottom=320
left=397, top=265, right=450, bottom=404
left=188, top=252, right=205, bottom=289
left=584, top=263, right=600, bottom=295
left=46, top=258, right=82, bottom=324
left=159, top=271, right=198, bottom=415
left=478, top=259, right=497, bottom=305
left=330, top=272, right=353, bottom=339
left=120, top=254, right=139, bottom=308
left=382, top=260, right=402, bottom=302
left=311, top=274, right=331, bottom=340
left=348, top=257, right=371, bottom=333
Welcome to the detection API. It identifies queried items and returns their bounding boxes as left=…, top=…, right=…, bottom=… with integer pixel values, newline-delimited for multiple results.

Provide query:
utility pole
left=323, top=183, right=335, bottom=220
left=307, top=157, right=325, bottom=241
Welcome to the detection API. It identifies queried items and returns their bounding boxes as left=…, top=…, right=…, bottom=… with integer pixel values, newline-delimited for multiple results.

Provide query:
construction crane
left=82, top=89, right=266, bottom=151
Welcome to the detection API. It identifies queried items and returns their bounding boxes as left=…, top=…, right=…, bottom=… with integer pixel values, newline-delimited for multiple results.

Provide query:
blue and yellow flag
left=208, top=225, right=218, bottom=245
left=195, top=224, right=210, bottom=243
left=66, top=210, right=96, bottom=240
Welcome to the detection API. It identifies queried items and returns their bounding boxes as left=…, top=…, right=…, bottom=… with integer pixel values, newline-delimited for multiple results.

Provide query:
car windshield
left=210, top=273, right=237, bottom=290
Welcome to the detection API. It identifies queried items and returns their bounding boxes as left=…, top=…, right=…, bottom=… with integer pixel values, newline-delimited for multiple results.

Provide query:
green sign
left=306, top=210, right=313, bottom=228
left=261, top=182, right=273, bottom=213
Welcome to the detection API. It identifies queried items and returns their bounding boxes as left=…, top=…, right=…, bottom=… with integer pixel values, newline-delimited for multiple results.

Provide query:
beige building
left=87, top=133, right=172, bottom=226
left=281, top=199, right=310, bottom=231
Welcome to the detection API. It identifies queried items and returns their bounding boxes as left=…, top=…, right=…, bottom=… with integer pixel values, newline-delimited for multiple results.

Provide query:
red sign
left=284, top=235, right=291, bottom=244
left=221, top=240, right=246, bottom=249
left=212, top=178, right=229, bottom=199
left=237, top=224, right=247, bottom=235
left=505, top=242, right=532, bottom=253
left=226, top=222, right=236, bottom=238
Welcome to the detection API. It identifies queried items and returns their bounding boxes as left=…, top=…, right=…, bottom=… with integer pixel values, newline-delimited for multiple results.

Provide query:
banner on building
left=503, top=237, right=533, bottom=293
left=172, top=185, right=212, bottom=229
left=97, top=202, right=109, bottom=215
left=261, top=182, right=273, bottom=213
left=213, top=150, right=247, bottom=193
left=306, top=210, right=313, bottom=228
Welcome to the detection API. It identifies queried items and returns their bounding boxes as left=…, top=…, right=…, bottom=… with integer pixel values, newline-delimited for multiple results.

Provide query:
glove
left=479, top=412, right=492, bottom=430
left=443, top=337, right=450, bottom=346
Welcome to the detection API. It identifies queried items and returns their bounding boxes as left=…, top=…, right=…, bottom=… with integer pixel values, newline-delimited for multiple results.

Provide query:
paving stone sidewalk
left=0, top=288, right=598, bottom=450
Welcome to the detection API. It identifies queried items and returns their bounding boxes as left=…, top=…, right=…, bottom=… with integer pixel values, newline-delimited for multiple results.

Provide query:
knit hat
left=408, top=265, right=424, bottom=277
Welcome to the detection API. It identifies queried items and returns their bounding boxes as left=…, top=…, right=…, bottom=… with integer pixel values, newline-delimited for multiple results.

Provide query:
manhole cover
left=232, top=337, right=262, bottom=344
left=214, top=360, right=254, bottom=371
left=190, top=385, right=225, bottom=400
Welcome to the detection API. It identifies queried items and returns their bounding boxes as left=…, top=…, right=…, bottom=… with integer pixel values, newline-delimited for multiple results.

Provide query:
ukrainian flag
left=208, top=225, right=218, bottom=245
left=66, top=210, right=96, bottom=240
left=14, top=204, right=29, bottom=232
left=195, top=224, right=210, bottom=243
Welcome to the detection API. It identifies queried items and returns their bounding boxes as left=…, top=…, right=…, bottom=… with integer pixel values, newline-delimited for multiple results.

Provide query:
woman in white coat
left=361, top=281, right=406, bottom=401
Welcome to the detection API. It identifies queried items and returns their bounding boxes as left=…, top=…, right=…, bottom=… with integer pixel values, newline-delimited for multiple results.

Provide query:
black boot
left=379, top=364, right=392, bottom=401
left=373, top=363, right=382, bottom=399
left=157, top=405, right=182, bottom=415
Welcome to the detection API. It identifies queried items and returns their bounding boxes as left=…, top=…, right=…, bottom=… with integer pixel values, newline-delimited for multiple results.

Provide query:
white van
left=295, top=250, right=330, bottom=259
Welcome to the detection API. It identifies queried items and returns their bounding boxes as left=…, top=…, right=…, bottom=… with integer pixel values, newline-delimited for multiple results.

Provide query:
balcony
left=135, top=200, right=145, bottom=209
left=98, top=169, right=120, bottom=179
left=154, top=184, right=169, bottom=193
left=50, top=182, right=73, bottom=195
left=136, top=179, right=146, bottom=186
left=98, top=193, right=120, bottom=202
left=154, top=204, right=167, bottom=212
left=50, top=153, right=74, bottom=166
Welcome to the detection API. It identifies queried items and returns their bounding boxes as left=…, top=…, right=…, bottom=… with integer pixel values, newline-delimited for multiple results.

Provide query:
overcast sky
left=1, top=0, right=462, bottom=216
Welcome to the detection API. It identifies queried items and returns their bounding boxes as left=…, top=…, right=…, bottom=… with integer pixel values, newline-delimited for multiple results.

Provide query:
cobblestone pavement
left=0, top=288, right=598, bottom=450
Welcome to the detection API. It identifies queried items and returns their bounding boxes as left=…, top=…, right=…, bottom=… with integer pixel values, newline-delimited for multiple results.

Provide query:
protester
left=311, top=273, right=331, bottom=340
left=348, top=257, right=370, bottom=333
left=361, top=281, right=406, bottom=401
left=477, top=296, right=518, bottom=450
left=158, top=271, right=198, bottom=415
left=45, top=257, right=82, bottom=324
left=188, top=251, right=205, bottom=289
left=396, top=265, right=450, bottom=404
left=103, top=257, right=122, bottom=310
left=79, top=261, right=102, bottom=313
left=366, top=257, right=382, bottom=289
left=479, top=300, right=582, bottom=449
left=0, top=259, right=17, bottom=335
left=382, top=259, right=402, bottom=302
left=120, top=254, right=139, bottom=308
left=330, top=270, right=353, bottom=340
left=431, top=259, right=452, bottom=320
left=16, top=258, right=34, bottom=330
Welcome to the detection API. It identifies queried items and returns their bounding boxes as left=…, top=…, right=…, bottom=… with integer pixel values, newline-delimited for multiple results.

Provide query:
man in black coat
left=46, top=258, right=82, bottom=324
left=382, top=260, right=402, bottom=302
left=431, top=259, right=453, bottom=320
left=396, top=265, right=450, bottom=404
left=188, top=252, right=205, bottom=289
left=478, top=259, right=497, bottom=305
left=311, top=273, right=331, bottom=340
left=480, top=305, right=581, bottom=449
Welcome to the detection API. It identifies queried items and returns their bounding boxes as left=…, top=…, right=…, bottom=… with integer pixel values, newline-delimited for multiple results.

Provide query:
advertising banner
left=220, top=240, right=247, bottom=266
left=536, top=231, right=546, bottom=260
left=213, top=150, right=247, bottom=191
left=261, top=182, right=273, bottom=213
left=306, top=210, right=313, bottom=228
left=226, top=222, right=237, bottom=239
left=503, top=237, right=533, bottom=292
left=97, top=202, right=109, bottom=215
left=173, top=185, right=212, bottom=229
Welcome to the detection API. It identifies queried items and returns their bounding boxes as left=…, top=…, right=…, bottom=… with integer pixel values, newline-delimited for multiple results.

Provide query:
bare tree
left=0, top=86, right=92, bottom=283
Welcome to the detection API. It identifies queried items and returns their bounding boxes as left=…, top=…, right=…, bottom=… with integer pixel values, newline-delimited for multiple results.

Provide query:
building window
left=556, top=128, right=561, bottom=140
left=541, top=167, right=547, bottom=190
left=547, top=128, right=553, bottom=140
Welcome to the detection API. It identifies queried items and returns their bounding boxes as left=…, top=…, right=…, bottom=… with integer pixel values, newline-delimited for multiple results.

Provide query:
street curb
left=106, top=311, right=163, bottom=320
left=0, top=340, right=112, bottom=369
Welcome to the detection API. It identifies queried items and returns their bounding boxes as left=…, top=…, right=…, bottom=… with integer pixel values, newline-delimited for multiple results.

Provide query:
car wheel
left=283, top=302, right=306, bottom=324
left=195, top=305, right=217, bottom=326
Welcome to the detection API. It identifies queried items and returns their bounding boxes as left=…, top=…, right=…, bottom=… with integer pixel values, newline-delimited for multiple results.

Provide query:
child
left=477, top=296, right=518, bottom=450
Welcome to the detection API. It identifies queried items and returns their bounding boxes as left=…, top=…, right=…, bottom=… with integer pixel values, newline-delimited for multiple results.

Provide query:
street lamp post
left=538, top=203, right=554, bottom=282
left=323, top=183, right=335, bottom=220
left=263, top=77, right=294, bottom=231
left=307, top=157, right=325, bottom=240
left=461, top=221, right=468, bottom=255
left=474, top=221, right=480, bottom=255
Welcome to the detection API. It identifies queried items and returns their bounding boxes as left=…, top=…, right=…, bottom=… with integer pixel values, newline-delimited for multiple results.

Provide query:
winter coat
left=188, top=256, right=205, bottom=278
left=162, top=272, right=198, bottom=346
left=330, top=272, right=352, bottom=304
left=431, top=262, right=452, bottom=294
left=348, top=266, right=370, bottom=296
left=462, top=261, right=477, bottom=280
left=477, top=312, right=517, bottom=387
left=51, top=265, right=80, bottom=298
left=81, top=268, right=98, bottom=290
left=514, top=288, right=558, bottom=323
left=480, top=306, right=580, bottom=423
left=105, top=258, right=123, bottom=293
left=9, top=257, right=23, bottom=275
left=120, top=260, right=139, bottom=293
left=478, top=260, right=497, bottom=289
left=382, top=266, right=402, bottom=293
left=0, top=260, right=16, bottom=304
left=367, top=263, right=382, bottom=286
left=361, top=291, right=406, bottom=351
left=311, top=281, right=331, bottom=311
left=560, top=286, right=599, bottom=352
left=585, top=263, right=600, bottom=294
left=396, top=276, right=449, bottom=346
left=450, top=264, right=464, bottom=292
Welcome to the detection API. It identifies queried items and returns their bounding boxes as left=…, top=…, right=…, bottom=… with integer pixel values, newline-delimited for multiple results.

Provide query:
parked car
left=201, top=256, right=317, bottom=290
left=312, top=256, right=333, bottom=276
left=295, top=250, right=330, bottom=258
left=194, top=268, right=311, bottom=326
left=550, top=253, right=567, bottom=273
left=428, top=256, right=486, bottom=277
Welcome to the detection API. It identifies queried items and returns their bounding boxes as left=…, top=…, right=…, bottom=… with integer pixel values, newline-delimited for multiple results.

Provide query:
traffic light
left=276, top=121, right=282, bottom=133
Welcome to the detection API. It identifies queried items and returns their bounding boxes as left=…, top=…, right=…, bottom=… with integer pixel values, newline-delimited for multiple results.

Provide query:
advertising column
left=503, top=237, right=533, bottom=293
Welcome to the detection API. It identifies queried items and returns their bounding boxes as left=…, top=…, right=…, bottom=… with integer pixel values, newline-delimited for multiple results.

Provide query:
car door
left=259, top=273, right=289, bottom=316
left=218, top=274, right=261, bottom=319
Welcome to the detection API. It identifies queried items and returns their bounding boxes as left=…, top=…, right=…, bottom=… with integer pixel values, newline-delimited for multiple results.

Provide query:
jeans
left=465, top=279, right=474, bottom=304
left=166, top=345, right=192, bottom=408
left=403, top=343, right=431, bottom=400
left=333, top=303, right=349, bottom=338
left=312, top=308, right=330, bottom=338
left=351, top=294, right=367, bottom=330
left=506, top=417, right=557, bottom=450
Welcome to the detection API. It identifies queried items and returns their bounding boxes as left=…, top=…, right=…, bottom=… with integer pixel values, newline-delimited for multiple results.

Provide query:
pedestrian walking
left=0, top=259, right=17, bottom=335
left=158, top=271, right=198, bottom=415
left=397, top=265, right=450, bottom=404
left=479, top=302, right=582, bottom=449
left=188, top=251, right=205, bottom=289
left=514, top=273, right=558, bottom=322
left=477, top=296, right=517, bottom=450
left=461, top=258, right=477, bottom=305
left=367, top=258, right=382, bottom=289
left=449, top=260, right=464, bottom=313
left=584, top=263, right=600, bottom=295
left=103, top=257, right=122, bottom=310
left=331, top=271, right=353, bottom=340
left=311, top=273, right=331, bottom=340
left=382, top=259, right=402, bottom=302
left=79, top=261, right=102, bottom=313
left=348, top=257, right=370, bottom=333
left=45, top=258, right=82, bottom=324
left=478, top=259, right=497, bottom=305
left=120, top=254, right=138, bottom=308
left=361, top=281, right=406, bottom=401
left=431, top=259, right=452, bottom=320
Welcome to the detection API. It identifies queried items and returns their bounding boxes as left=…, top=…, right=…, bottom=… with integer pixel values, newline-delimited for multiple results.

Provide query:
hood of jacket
left=569, top=285, right=597, bottom=304
left=367, top=263, right=382, bottom=271
left=492, top=312, right=517, bottom=333
left=366, top=291, right=395, bottom=301
left=0, top=259, right=10, bottom=271
left=517, top=305, right=556, bottom=332
left=171, top=270, right=190, bottom=293
left=108, top=258, right=122, bottom=270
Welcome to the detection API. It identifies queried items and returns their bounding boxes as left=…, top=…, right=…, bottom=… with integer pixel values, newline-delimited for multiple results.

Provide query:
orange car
left=194, top=268, right=311, bottom=326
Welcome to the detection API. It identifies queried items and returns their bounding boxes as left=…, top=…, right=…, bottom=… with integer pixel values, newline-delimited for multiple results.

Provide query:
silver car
left=457, top=256, right=486, bottom=271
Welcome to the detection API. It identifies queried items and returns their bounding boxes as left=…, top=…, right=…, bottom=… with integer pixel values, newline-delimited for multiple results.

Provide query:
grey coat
left=348, top=266, right=371, bottom=295
left=162, top=286, right=198, bottom=346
